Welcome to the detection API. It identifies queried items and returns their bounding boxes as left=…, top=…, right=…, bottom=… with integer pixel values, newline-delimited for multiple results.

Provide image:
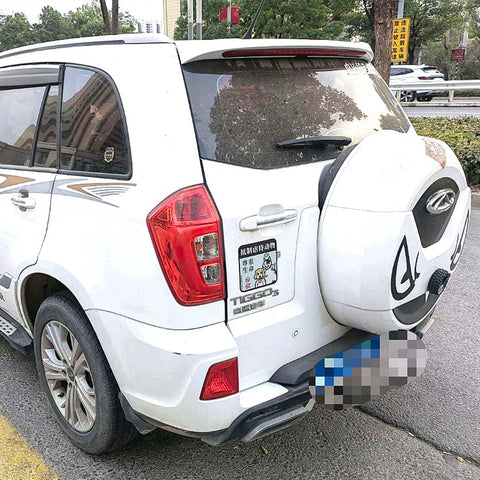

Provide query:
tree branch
left=99, top=0, right=111, bottom=34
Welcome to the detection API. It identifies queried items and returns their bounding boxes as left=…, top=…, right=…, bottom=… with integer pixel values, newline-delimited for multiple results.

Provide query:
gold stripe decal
left=0, top=174, right=35, bottom=190
left=67, top=182, right=136, bottom=198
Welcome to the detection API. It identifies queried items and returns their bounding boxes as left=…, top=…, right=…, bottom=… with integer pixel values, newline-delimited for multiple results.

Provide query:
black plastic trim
left=132, top=381, right=312, bottom=445
left=412, top=177, right=459, bottom=248
left=393, top=292, right=439, bottom=325
left=0, top=308, right=33, bottom=355
left=270, top=328, right=377, bottom=385
left=0, top=66, right=60, bottom=88
left=119, top=393, right=156, bottom=435
left=318, top=144, right=355, bottom=211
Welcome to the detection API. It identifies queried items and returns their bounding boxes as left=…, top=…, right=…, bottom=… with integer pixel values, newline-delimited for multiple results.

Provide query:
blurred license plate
left=309, top=330, right=427, bottom=410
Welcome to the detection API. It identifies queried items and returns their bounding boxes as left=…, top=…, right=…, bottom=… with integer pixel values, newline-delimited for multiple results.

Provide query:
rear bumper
left=118, top=328, right=403, bottom=444
left=123, top=382, right=314, bottom=445
left=90, top=310, right=437, bottom=444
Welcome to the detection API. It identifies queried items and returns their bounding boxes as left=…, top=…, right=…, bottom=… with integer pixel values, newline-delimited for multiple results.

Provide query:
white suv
left=0, top=35, right=471, bottom=454
left=389, top=64, right=446, bottom=102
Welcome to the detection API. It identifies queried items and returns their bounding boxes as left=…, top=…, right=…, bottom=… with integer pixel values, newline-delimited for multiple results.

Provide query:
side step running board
left=0, top=308, right=33, bottom=355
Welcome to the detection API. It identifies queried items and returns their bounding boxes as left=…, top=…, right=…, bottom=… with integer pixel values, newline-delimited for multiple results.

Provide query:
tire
left=424, top=96, right=433, bottom=102
left=34, top=293, right=137, bottom=454
left=317, top=129, right=470, bottom=333
left=400, top=90, right=416, bottom=102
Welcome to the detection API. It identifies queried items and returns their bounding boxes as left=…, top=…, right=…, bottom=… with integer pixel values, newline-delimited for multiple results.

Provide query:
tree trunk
left=373, top=0, right=395, bottom=82
left=112, top=0, right=119, bottom=34
left=99, top=0, right=112, bottom=34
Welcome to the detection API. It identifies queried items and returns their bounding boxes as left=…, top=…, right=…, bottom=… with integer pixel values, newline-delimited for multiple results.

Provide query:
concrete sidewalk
left=472, top=192, right=480, bottom=209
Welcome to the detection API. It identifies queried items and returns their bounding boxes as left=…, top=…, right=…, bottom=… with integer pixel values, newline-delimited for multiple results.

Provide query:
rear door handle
left=11, top=189, right=36, bottom=211
left=240, top=209, right=297, bottom=231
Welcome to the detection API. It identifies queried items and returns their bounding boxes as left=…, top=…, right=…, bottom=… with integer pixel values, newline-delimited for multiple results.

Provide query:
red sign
left=451, top=48, right=465, bottom=61
left=219, top=6, right=239, bottom=24
left=231, top=6, right=239, bottom=24
left=219, top=6, right=228, bottom=21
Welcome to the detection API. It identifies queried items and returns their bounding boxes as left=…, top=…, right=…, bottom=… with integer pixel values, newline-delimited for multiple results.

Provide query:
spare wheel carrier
left=317, top=130, right=471, bottom=334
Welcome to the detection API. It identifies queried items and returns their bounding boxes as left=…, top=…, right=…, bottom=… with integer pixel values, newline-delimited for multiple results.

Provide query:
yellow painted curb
left=0, top=414, right=58, bottom=480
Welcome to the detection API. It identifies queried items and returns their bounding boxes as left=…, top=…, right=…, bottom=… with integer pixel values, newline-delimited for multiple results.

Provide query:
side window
left=34, top=85, right=58, bottom=168
left=0, top=86, right=46, bottom=167
left=60, top=67, right=130, bottom=176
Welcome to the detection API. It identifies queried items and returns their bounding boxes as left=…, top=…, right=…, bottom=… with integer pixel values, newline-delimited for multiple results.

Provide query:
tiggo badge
left=426, top=188, right=456, bottom=215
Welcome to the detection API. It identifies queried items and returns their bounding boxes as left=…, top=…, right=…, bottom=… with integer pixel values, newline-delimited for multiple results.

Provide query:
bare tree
left=99, top=0, right=120, bottom=35
left=373, top=0, right=395, bottom=82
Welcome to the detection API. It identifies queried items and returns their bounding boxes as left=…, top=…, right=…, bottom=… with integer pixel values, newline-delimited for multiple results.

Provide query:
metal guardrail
left=390, top=79, right=480, bottom=102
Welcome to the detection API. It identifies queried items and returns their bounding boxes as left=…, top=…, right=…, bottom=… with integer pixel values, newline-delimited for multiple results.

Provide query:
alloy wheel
left=40, top=321, right=96, bottom=432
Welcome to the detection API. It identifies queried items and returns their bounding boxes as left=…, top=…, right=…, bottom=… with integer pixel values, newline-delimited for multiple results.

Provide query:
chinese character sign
left=391, top=18, right=411, bottom=63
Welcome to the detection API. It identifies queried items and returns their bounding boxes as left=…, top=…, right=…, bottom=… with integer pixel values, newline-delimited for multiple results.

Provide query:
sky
left=0, top=0, right=164, bottom=22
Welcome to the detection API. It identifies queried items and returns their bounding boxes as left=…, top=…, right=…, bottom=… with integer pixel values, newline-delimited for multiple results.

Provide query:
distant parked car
left=389, top=65, right=446, bottom=102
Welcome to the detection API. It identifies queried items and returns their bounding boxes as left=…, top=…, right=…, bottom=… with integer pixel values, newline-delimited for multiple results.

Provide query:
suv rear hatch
left=177, top=40, right=412, bottom=391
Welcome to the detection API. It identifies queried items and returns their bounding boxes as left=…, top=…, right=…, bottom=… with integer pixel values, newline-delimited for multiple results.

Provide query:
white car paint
left=0, top=35, right=470, bottom=439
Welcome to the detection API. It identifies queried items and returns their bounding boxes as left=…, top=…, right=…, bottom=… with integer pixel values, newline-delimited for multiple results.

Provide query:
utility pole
left=196, top=0, right=202, bottom=40
left=188, top=0, right=194, bottom=40
left=397, top=0, right=404, bottom=18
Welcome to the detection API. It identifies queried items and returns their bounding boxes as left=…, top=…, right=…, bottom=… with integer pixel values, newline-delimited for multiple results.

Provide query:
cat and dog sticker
left=239, top=239, right=277, bottom=292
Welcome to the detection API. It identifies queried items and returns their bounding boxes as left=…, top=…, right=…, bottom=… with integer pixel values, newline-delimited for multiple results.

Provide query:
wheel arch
left=19, top=265, right=93, bottom=332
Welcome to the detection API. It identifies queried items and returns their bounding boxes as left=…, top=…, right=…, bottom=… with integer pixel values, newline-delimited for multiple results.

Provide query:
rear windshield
left=183, top=57, right=410, bottom=170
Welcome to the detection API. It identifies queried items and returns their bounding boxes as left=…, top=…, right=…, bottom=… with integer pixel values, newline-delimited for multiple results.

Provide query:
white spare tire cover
left=318, top=130, right=471, bottom=334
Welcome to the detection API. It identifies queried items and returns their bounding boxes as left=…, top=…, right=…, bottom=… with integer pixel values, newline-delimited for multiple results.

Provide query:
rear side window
left=60, top=67, right=130, bottom=176
left=0, top=86, right=45, bottom=167
left=183, top=58, right=410, bottom=170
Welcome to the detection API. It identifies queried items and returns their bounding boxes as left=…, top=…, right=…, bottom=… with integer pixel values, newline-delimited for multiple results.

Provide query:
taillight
left=147, top=185, right=225, bottom=306
left=222, top=48, right=366, bottom=58
left=201, top=358, right=239, bottom=400
left=418, top=76, right=429, bottom=80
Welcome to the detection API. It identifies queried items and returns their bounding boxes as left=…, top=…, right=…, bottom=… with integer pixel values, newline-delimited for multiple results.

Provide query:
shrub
left=410, top=116, right=480, bottom=185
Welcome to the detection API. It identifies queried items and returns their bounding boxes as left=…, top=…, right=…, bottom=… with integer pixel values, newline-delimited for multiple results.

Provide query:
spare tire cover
left=318, top=130, right=471, bottom=334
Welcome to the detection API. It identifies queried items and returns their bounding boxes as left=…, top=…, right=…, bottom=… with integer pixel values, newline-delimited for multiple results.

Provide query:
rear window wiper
left=276, top=136, right=352, bottom=149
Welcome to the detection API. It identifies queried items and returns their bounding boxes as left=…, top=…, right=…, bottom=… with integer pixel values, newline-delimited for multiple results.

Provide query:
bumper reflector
left=201, top=358, right=239, bottom=400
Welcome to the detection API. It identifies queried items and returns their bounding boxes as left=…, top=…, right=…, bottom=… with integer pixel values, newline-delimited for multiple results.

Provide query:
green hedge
left=410, top=116, right=480, bottom=185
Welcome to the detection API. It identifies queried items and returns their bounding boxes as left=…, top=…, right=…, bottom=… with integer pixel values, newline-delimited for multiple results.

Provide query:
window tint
left=0, top=86, right=46, bottom=167
left=183, top=58, right=410, bottom=170
left=390, top=68, right=405, bottom=76
left=61, top=67, right=130, bottom=175
left=34, top=85, right=58, bottom=168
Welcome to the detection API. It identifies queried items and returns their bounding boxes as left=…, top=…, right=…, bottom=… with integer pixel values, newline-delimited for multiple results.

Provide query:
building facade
left=137, top=19, right=163, bottom=34
left=163, top=0, right=183, bottom=38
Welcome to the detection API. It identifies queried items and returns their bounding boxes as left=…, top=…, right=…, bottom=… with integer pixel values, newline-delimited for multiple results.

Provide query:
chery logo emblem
left=426, top=188, right=456, bottom=215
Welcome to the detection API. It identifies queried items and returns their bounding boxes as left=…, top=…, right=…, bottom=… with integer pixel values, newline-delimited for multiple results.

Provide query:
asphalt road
left=403, top=96, right=480, bottom=117
left=0, top=210, right=479, bottom=480
left=406, top=106, right=480, bottom=118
